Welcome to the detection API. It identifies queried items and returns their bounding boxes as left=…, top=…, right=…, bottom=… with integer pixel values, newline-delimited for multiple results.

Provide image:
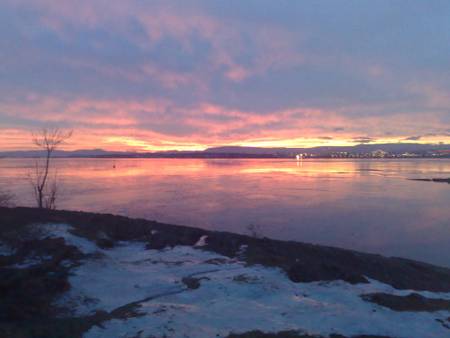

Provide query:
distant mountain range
left=1, top=143, right=449, bottom=158
left=0, top=149, right=126, bottom=158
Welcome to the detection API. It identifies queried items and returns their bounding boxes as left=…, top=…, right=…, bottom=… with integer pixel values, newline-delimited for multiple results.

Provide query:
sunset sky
left=1, top=0, right=450, bottom=151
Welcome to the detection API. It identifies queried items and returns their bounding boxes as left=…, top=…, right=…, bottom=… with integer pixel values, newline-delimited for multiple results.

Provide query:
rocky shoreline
left=410, top=177, right=450, bottom=184
left=1, top=207, right=449, bottom=338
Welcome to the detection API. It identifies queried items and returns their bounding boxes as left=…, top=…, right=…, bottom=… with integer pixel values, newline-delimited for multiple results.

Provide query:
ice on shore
left=194, top=235, right=208, bottom=247
left=0, top=241, right=15, bottom=256
left=44, top=223, right=450, bottom=338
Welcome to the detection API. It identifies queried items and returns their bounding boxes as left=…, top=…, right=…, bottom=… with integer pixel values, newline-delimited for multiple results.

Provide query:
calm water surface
left=1, top=158, right=449, bottom=267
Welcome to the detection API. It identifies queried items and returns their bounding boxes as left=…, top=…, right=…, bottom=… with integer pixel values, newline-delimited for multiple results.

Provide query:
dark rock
left=96, top=238, right=114, bottom=249
left=431, top=178, right=450, bottom=184
left=0, top=235, right=84, bottom=323
left=0, top=311, right=110, bottom=338
left=410, top=178, right=450, bottom=184
left=226, top=330, right=321, bottom=338
left=288, top=261, right=369, bottom=284
left=361, top=292, right=450, bottom=312
left=351, top=336, right=393, bottom=338
left=436, top=318, right=450, bottom=330
left=226, top=331, right=392, bottom=338
left=182, top=277, right=202, bottom=289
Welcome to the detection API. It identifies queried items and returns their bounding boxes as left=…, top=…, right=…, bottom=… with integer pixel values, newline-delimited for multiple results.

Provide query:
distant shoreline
left=2, top=154, right=450, bottom=159
left=1, top=142, right=449, bottom=159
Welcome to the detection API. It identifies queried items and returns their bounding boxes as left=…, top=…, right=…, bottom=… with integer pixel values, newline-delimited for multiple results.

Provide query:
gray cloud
left=353, top=137, right=375, bottom=144
left=404, top=136, right=422, bottom=141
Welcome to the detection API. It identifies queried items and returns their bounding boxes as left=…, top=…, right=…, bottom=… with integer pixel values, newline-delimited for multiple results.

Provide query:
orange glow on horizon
left=1, top=128, right=449, bottom=153
left=1, top=94, right=449, bottom=152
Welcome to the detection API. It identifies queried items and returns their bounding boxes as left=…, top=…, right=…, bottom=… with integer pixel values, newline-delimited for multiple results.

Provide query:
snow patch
left=41, top=223, right=98, bottom=254
left=57, top=243, right=450, bottom=337
left=0, top=242, right=15, bottom=256
left=236, top=244, right=248, bottom=257
left=37, top=224, right=449, bottom=338
left=194, top=235, right=208, bottom=247
left=12, top=254, right=53, bottom=269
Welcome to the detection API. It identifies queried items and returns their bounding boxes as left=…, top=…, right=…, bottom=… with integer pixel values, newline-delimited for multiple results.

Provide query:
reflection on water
left=1, top=158, right=449, bottom=267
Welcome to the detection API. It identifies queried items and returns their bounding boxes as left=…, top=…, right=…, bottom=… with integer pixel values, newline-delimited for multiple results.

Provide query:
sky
left=1, top=0, right=450, bottom=151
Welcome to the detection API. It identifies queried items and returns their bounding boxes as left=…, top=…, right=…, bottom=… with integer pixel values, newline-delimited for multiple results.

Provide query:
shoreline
left=1, top=207, right=450, bottom=338
left=1, top=206, right=450, bottom=291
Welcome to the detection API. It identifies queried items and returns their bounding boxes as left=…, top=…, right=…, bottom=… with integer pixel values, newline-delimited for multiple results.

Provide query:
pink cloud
left=6, top=0, right=305, bottom=86
left=2, top=92, right=449, bottom=145
left=2, top=93, right=449, bottom=151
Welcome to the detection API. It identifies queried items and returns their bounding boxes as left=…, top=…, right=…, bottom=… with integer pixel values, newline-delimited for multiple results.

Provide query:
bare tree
left=246, top=223, right=263, bottom=239
left=29, top=128, right=72, bottom=209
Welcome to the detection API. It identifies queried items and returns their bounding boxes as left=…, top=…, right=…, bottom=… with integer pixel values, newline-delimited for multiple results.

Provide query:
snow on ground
left=0, top=241, right=15, bottom=256
left=43, top=223, right=99, bottom=254
left=44, top=224, right=450, bottom=338
left=12, top=254, right=53, bottom=269
left=194, top=235, right=208, bottom=247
